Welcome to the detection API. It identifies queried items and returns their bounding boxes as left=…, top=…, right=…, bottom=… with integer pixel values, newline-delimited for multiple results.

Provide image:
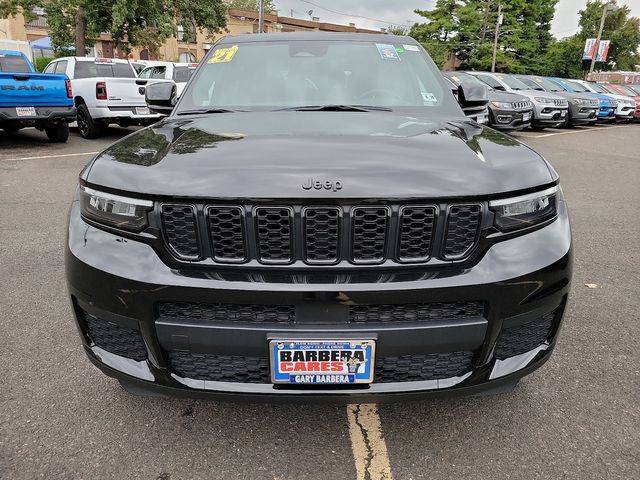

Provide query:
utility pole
left=491, top=3, right=503, bottom=73
left=258, top=0, right=265, bottom=33
left=589, top=1, right=615, bottom=74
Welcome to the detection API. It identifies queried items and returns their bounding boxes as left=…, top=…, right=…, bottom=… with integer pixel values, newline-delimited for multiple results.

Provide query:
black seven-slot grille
left=160, top=202, right=482, bottom=264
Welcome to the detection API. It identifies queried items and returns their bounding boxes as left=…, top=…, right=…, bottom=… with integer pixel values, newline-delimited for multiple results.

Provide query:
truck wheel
left=77, top=104, right=102, bottom=139
left=45, top=123, right=70, bottom=143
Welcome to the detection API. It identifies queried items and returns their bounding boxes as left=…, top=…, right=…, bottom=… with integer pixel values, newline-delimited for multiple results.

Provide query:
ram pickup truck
left=137, top=61, right=198, bottom=97
left=67, top=33, right=572, bottom=401
left=44, top=57, right=162, bottom=139
left=0, top=50, right=75, bottom=142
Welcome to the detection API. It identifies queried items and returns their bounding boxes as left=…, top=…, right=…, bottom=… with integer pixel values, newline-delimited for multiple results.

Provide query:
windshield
left=495, top=74, right=530, bottom=91
left=515, top=76, right=543, bottom=90
left=534, top=77, right=565, bottom=92
left=177, top=40, right=453, bottom=113
left=567, top=81, right=609, bottom=93
left=615, top=85, right=638, bottom=96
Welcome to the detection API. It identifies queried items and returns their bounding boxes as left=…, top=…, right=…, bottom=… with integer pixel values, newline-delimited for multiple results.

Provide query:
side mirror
left=145, top=81, right=177, bottom=115
left=457, top=83, right=489, bottom=109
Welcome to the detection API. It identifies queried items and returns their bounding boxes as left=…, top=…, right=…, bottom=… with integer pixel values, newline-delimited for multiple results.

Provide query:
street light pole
left=258, top=0, right=265, bottom=33
left=491, top=3, right=503, bottom=73
left=589, top=1, right=614, bottom=74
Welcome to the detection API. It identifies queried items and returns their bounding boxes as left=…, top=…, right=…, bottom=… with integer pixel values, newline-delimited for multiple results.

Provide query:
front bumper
left=531, top=104, right=568, bottom=127
left=568, top=104, right=598, bottom=125
left=66, top=200, right=572, bottom=401
left=0, top=106, right=76, bottom=127
left=91, top=105, right=162, bottom=124
left=488, top=107, right=532, bottom=130
left=597, top=106, right=616, bottom=121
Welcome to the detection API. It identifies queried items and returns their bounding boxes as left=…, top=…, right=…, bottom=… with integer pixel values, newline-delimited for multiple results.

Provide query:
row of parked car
left=1, top=48, right=639, bottom=144
left=445, top=70, right=640, bottom=130
left=0, top=50, right=196, bottom=141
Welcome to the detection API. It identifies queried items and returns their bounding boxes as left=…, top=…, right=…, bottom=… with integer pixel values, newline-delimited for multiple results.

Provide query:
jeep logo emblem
left=302, top=178, right=343, bottom=192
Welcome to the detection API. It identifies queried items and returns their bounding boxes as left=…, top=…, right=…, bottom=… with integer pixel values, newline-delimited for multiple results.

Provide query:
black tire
left=44, top=123, right=69, bottom=143
left=76, top=104, right=102, bottom=139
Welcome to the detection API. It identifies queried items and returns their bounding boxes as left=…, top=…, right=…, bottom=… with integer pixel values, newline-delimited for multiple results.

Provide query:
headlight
left=533, top=97, right=554, bottom=104
left=80, top=185, right=153, bottom=232
left=491, top=101, right=513, bottom=109
left=490, top=186, right=558, bottom=232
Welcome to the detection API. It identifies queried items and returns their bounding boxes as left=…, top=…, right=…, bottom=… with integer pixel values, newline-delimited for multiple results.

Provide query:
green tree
left=540, top=1, right=640, bottom=77
left=225, top=0, right=275, bottom=11
left=0, top=0, right=228, bottom=56
left=409, top=0, right=559, bottom=72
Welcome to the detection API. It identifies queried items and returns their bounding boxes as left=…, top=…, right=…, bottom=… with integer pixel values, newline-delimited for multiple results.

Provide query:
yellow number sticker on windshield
left=208, top=45, right=239, bottom=64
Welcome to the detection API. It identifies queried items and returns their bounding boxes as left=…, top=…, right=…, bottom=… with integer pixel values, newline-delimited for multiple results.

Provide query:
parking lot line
left=347, top=404, right=394, bottom=480
left=520, top=124, right=630, bottom=139
left=2, top=151, right=99, bottom=161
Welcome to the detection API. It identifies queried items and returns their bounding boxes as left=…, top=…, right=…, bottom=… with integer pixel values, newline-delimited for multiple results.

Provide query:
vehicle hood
left=487, top=90, right=530, bottom=103
left=86, top=112, right=554, bottom=198
left=515, top=90, right=567, bottom=101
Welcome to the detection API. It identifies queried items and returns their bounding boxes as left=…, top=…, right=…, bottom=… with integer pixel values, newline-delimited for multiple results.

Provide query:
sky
left=271, top=0, right=640, bottom=38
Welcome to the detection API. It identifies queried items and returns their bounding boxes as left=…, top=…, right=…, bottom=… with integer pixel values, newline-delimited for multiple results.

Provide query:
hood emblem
left=302, top=178, right=343, bottom=192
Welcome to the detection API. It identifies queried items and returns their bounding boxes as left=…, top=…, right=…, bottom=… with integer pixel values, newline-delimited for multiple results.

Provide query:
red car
left=601, top=83, right=640, bottom=120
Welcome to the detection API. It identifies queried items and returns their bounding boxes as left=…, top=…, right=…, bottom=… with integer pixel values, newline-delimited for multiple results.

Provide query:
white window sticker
left=421, top=92, right=438, bottom=103
left=403, top=44, right=420, bottom=52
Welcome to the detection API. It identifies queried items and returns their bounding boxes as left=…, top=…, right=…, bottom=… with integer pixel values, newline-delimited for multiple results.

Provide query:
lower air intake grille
left=85, top=314, right=147, bottom=361
left=169, top=352, right=270, bottom=383
left=349, top=301, right=484, bottom=323
left=161, top=204, right=200, bottom=259
left=168, top=351, right=473, bottom=383
left=444, top=204, right=481, bottom=259
left=374, top=352, right=474, bottom=382
left=494, top=311, right=556, bottom=359
left=159, top=302, right=295, bottom=323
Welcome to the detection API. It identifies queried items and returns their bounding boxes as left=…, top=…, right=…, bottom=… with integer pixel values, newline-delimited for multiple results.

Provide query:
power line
left=298, top=0, right=407, bottom=26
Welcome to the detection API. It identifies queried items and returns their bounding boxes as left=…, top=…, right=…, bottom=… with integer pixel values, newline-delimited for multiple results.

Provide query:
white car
left=468, top=72, right=569, bottom=129
left=137, top=61, right=198, bottom=97
left=571, top=79, right=635, bottom=123
left=44, top=57, right=162, bottom=139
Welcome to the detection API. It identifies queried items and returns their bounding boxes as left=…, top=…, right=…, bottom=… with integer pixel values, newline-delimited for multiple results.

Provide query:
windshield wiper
left=273, top=104, right=393, bottom=112
left=176, top=108, right=242, bottom=116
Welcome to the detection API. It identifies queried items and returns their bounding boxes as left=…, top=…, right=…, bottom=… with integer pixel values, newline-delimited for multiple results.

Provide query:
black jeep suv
left=66, top=33, right=572, bottom=401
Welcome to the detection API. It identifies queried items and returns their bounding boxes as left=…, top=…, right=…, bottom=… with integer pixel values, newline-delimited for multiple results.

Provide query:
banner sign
left=583, top=38, right=611, bottom=62
left=582, top=38, right=598, bottom=60
left=596, top=40, right=611, bottom=62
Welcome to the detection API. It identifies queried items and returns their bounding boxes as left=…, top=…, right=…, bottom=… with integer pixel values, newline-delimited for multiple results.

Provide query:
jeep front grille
left=160, top=202, right=483, bottom=265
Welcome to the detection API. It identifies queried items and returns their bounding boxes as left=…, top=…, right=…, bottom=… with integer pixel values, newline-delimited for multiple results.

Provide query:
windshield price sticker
left=376, top=43, right=401, bottom=61
left=208, top=45, right=239, bottom=64
left=270, top=340, right=375, bottom=384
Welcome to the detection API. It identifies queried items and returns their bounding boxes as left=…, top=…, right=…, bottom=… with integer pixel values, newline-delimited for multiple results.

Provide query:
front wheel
left=45, top=123, right=69, bottom=143
left=76, top=104, right=102, bottom=139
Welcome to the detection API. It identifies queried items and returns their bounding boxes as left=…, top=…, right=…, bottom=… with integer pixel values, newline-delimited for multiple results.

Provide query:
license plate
left=16, top=107, right=36, bottom=117
left=270, top=339, right=375, bottom=384
left=522, top=112, right=531, bottom=121
left=135, top=106, right=150, bottom=115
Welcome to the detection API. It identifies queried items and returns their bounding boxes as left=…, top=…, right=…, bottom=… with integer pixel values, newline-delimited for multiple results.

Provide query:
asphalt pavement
left=0, top=124, right=638, bottom=479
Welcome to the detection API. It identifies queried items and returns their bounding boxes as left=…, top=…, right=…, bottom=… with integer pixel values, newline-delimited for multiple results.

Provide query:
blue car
left=0, top=50, right=76, bottom=141
left=545, top=77, right=616, bottom=123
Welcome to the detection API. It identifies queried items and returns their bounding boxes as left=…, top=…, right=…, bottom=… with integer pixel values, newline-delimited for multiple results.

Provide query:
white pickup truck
left=137, top=61, right=197, bottom=97
left=44, top=57, right=162, bottom=139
